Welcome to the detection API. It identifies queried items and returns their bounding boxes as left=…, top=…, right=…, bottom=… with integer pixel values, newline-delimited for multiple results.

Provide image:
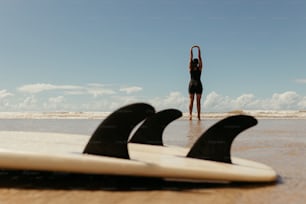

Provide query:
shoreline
left=0, top=110, right=306, bottom=119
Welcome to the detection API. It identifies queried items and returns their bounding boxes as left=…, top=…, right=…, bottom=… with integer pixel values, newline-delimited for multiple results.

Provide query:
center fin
left=130, top=109, right=182, bottom=146
left=187, top=115, right=257, bottom=163
left=83, top=103, right=155, bottom=159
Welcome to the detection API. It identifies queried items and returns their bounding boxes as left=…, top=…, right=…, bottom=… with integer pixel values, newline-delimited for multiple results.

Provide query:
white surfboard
left=0, top=133, right=276, bottom=183
left=0, top=103, right=278, bottom=183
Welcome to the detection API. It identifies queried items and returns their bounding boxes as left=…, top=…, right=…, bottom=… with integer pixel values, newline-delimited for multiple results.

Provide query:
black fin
left=83, top=103, right=155, bottom=159
left=187, top=115, right=257, bottom=163
left=130, top=109, right=182, bottom=146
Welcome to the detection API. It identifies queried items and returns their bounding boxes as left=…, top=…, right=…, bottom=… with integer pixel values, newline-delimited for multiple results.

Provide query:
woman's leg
left=196, top=94, right=202, bottom=120
left=189, top=94, right=195, bottom=120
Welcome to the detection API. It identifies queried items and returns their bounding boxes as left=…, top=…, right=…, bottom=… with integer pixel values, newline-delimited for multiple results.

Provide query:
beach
left=0, top=116, right=305, bottom=204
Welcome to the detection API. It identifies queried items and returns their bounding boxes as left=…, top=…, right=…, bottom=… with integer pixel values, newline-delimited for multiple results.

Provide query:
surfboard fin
left=83, top=103, right=155, bottom=159
left=130, top=109, right=182, bottom=146
left=187, top=115, right=257, bottom=163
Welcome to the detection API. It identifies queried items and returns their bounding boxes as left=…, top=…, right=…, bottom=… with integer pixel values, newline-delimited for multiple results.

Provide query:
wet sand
left=0, top=119, right=305, bottom=204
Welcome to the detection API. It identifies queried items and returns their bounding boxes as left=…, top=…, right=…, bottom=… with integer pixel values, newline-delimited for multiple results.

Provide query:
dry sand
left=0, top=119, right=305, bottom=204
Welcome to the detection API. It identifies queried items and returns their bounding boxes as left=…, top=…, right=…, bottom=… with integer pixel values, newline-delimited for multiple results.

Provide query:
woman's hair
left=191, top=58, right=199, bottom=68
left=193, top=58, right=199, bottom=64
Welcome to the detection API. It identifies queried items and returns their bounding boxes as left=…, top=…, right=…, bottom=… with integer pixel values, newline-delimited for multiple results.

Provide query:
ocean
left=0, top=118, right=305, bottom=147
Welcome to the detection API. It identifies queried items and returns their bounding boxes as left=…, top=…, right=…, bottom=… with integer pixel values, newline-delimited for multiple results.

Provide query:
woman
left=188, top=45, right=203, bottom=120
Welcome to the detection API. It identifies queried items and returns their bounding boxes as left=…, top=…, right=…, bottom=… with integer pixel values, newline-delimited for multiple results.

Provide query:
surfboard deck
left=0, top=131, right=277, bottom=183
left=0, top=103, right=278, bottom=183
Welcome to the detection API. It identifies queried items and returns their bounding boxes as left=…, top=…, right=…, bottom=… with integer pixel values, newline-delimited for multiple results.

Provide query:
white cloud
left=204, top=91, right=231, bottom=111
left=64, top=90, right=86, bottom=95
left=85, top=83, right=116, bottom=97
left=18, top=96, right=38, bottom=110
left=18, top=83, right=54, bottom=93
left=86, top=87, right=116, bottom=97
left=17, top=83, right=116, bottom=97
left=18, top=83, right=81, bottom=94
left=119, top=86, right=143, bottom=94
left=0, top=90, right=13, bottom=110
left=4, top=83, right=306, bottom=112
left=43, top=96, right=65, bottom=110
left=203, top=91, right=305, bottom=111
left=150, top=91, right=188, bottom=110
left=0, top=89, right=13, bottom=99
left=297, top=96, right=306, bottom=109
left=48, top=96, right=65, bottom=104
left=269, top=91, right=300, bottom=109
left=233, top=94, right=255, bottom=107
left=295, top=79, right=306, bottom=84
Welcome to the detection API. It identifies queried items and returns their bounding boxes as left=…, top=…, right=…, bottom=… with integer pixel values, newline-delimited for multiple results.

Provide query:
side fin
left=83, top=103, right=155, bottom=159
left=130, top=109, right=182, bottom=146
left=187, top=115, right=257, bottom=163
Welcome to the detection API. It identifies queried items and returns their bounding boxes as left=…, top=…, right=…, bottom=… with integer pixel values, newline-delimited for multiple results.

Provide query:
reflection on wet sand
left=186, top=120, right=206, bottom=147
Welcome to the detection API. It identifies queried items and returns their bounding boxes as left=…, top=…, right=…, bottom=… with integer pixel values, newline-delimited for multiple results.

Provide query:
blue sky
left=0, top=0, right=306, bottom=112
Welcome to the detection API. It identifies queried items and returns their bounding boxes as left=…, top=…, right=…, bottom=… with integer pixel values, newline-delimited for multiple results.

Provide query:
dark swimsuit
left=188, top=68, right=203, bottom=94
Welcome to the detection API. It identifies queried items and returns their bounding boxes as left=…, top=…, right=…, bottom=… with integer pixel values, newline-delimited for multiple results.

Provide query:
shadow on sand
left=0, top=170, right=279, bottom=191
